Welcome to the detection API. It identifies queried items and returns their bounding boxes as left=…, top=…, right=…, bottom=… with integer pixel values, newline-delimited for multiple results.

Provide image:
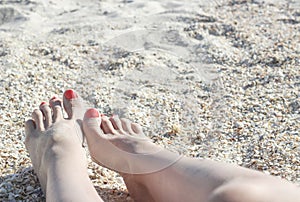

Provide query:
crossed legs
left=25, top=90, right=300, bottom=202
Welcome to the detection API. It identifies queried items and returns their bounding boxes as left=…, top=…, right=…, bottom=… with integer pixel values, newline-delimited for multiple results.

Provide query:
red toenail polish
left=40, top=102, right=47, bottom=106
left=64, top=89, right=77, bottom=100
left=50, top=96, right=57, bottom=100
left=86, top=109, right=99, bottom=118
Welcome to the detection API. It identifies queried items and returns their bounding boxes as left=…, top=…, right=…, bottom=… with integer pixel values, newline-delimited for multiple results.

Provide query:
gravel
left=0, top=0, right=299, bottom=201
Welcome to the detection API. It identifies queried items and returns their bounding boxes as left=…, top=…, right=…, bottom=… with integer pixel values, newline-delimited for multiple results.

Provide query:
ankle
left=122, top=174, right=155, bottom=201
left=46, top=164, right=100, bottom=201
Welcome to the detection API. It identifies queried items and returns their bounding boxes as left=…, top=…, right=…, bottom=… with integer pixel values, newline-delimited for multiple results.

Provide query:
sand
left=0, top=0, right=299, bottom=201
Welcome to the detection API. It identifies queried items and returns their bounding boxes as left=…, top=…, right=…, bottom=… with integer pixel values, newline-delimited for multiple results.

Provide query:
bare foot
left=25, top=90, right=102, bottom=201
left=82, top=108, right=182, bottom=201
left=82, top=107, right=300, bottom=202
left=82, top=108, right=181, bottom=174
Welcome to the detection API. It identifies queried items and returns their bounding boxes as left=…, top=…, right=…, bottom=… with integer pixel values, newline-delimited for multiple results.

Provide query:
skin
left=25, top=90, right=300, bottom=202
left=25, top=92, right=102, bottom=202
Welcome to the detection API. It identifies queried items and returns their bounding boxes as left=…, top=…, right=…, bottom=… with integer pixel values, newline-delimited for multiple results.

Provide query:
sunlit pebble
left=0, top=187, right=7, bottom=194
left=26, top=186, right=34, bottom=192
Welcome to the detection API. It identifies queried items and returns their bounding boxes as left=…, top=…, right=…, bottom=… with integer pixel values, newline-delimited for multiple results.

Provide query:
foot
left=82, top=108, right=181, bottom=175
left=25, top=90, right=101, bottom=201
left=82, top=108, right=182, bottom=201
left=83, top=108, right=300, bottom=202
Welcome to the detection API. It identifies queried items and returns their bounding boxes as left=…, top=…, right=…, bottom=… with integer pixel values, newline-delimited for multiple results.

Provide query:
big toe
left=83, top=108, right=103, bottom=140
left=63, top=89, right=87, bottom=120
left=83, top=108, right=114, bottom=151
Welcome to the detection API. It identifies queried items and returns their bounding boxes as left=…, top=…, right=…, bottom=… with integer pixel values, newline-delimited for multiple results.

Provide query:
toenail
left=40, top=102, right=47, bottom=106
left=86, top=108, right=100, bottom=118
left=50, top=96, right=57, bottom=100
left=64, top=89, right=77, bottom=100
left=50, top=100, right=62, bottom=107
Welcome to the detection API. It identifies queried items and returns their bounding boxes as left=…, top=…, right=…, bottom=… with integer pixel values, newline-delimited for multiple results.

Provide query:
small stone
left=8, top=193, right=15, bottom=201
left=26, top=185, right=34, bottom=192
left=0, top=187, right=7, bottom=194
left=233, top=121, right=244, bottom=129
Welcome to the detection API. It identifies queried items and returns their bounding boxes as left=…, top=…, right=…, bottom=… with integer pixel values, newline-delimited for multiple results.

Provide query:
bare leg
left=25, top=90, right=103, bottom=202
left=83, top=108, right=300, bottom=202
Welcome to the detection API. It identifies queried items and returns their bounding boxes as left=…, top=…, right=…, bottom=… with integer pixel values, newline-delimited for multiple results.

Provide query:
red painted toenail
left=64, top=89, right=77, bottom=100
left=86, top=108, right=100, bottom=118
left=50, top=96, right=57, bottom=100
left=40, top=102, right=47, bottom=106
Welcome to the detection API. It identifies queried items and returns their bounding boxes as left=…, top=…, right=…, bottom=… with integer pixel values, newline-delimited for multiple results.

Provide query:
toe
left=32, top=109, right=45, bottom=131
left=131, top=123, right=143, bottom=134
left=83, top=108, right=105, bottom=142
left=131, top=123, right=147, bottom=138
left=101, top=116, right=119, bottom=135
left=50, top=98, right=63, bottom=122
left=24, top=119, right=37, bottom=152
left=39, top=102, right=52, bottom=128
left=25, top=119, right=36, bottom=142
left=121, top=118, right=135, bottom=135
left=63, top=89, right=86, bottom=120
left=25, top=119, right=36, bottom=133
left=109, top=115, right=124, bottom=132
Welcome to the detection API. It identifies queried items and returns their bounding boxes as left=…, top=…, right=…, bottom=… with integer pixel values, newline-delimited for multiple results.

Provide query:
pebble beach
left=0, top=0, right=299, bottom=201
